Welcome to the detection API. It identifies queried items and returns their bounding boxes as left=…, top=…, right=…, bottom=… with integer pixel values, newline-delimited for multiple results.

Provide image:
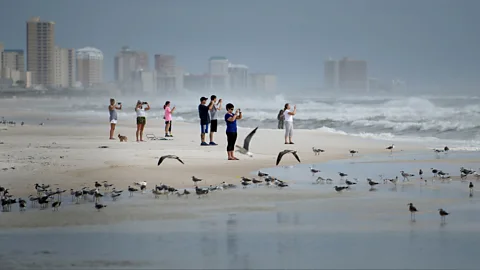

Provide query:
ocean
left=2, top=93, right=480, bottom=150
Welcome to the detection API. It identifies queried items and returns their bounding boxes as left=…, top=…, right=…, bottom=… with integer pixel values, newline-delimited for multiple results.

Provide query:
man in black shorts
left=208, top=95, right=222, bottom=145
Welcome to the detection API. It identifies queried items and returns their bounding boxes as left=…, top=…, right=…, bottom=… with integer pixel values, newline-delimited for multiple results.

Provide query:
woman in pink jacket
left=163, top=101, right=176, bottom=137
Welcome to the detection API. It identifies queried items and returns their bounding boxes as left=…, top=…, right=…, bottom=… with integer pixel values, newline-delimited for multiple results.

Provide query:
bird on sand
left=258, top=171, right=269, bottom=177
left=444, top=146, right=449, bottom=152
left=195, top=186, right=209, bottom=198
left=95, top=203, right=107, bottom=211
left=235, top=127, right=258, bottom=157
left=419, top=169, right=423, bottom=179
left=312, top=147, right=325, bottom=155
left=345, top=179, right=357, bottom=186
left=192, top=176, right=203, bottom=186
left=240, top=181, right=251, bottom=188
left=128, top=186, right=138, bottom=197
left=367, top=178, right=379, bottom=187
left=469, top=182, right=474, bottom=195
left=51, top=201, right=61, bottom=211
left=276, top=150, right=301, bottom=166
left=157, top=155, right=184, bottom=166
left=438, top=208, right=449, bottom=222
left=111, top=193, right=121, bottom=201
left=310, top=167, right=320, bottom=175
left=349, top=150, right=358, bottom=156
left=334, top=186, right=348, bottom=192
left=408, top=203, right=418, bottom=221
left=338, top=172, right=348, bottom=178
left=386, top=144, right=395, bottom=154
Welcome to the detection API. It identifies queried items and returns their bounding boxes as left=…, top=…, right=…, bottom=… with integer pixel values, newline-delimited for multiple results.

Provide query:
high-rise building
left=54, top=47, right=75, bottom=88
left=325, top=57, right=367, bottom=90
left=114, top=46, right=149, bottom=94
left=228, top=64, right=248, bottom=90
left=249, top=73, right=277, bottom=92
left=2, top=50, right=25, bottom=72
left=338, top=57, right=367, bottom=90
left=208, top=56, right=229, bottom=91
left=76, top=47, right=104, bottom=87
left=184, top=73, right=208, bottom=92
left=154, top=54, right=182, bottom=93
left=0, top=43, right=4, bottom=76
left=26, top=17, right=55, bottom=87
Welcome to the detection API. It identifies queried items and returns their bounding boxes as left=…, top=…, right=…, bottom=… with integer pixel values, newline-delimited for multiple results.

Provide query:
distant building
left=2, top=49, right=25, bottom=72
left=184, top=73, right=209, bottom=92
left=26, top=17, right=55, bottom=87
left=114, top=46, right=149, bottom=94
left=154, top=54, right=183, bottom=93
left=208, top=56, right=229, bottom=91
left=54, top=47, right=75, bottom=88
left=324, top=57, right=368, bottom=90
left=139, top=70, right=156, bottom=94
left=249, top=73, right=277, bottom=92
left=0, top=43, right=3, bottom=76
left=228, top=64, right=248, bottom=90
left=76, top=47, right=104, bottom=88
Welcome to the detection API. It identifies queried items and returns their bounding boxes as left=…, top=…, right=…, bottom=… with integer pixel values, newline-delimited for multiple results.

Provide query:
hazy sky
left=1, top=0, right=479, bottom=89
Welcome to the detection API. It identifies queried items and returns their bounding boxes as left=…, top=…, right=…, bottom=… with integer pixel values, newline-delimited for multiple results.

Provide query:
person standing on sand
left=108, top=98, right=122, bottom=139
left=225, top=103, right=243, bottom=160
left=277, top=108, right=285, bottom=129
left=208, top=95, right=222, bottom=145
left=163, top=101, right=175, bottom=138
left=198, top=97, right=213, bottom=146
left=135, top=100, right=150, bottom=142
left=283, top=103, right=296, bottom=144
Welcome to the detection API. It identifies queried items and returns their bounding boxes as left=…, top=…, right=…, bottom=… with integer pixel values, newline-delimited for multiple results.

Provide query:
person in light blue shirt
left=224, top=103, right=243, bottom=160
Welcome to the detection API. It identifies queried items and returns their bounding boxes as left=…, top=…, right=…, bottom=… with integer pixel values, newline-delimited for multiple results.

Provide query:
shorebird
left=312, top=147, right=325, bottom=156
left=400, top=171, right=414, bottom=181
left=240, top=180, right=251, bottom=188
left=18, top=198, right=26, bottom=211
left=438, top=208, right=449, bottom=223
left=195, top=186, right=209, bottom=198
left=94, top=181, right=102, bottom=189
left=235, top=127, right=258, bottom=157
left=275, top=180, right=289, bottom=188
left=367, top=178, right=379, bottom=187
left=434, top=148, right=444, bottom=154
left=386, top=144, right=395, bottom=154
left=128, top=186, right=138, bottom=197
left=111, top=193, right=121, bottom=201
left=419, top=169, right=423, bottom=179
left=51, top=201, right=61, bottom=211
left=240, top=177, right=253, bottom=182
left=157, top=155, right=184, bottom=166
left=221, top=182, right=237, bottom=189
left=314, top=176, right=325, bottom=184
left=95, top=203, right=107, bottom=211
left=431, top=168, right=438, bottom=178
left=334, top=186, right=348, bottom=192
left=389, top=176, right=398, bottom=186
left=192, top=176, right=203, bottom=186
left=407, top=203, right=418, bottom=221
left=310, top=167, right=321, bottom=175
left=338, top=172, right=348, bottom=179
left=444, top=146, right=449, bottom=153
left=152, top=189, right=166, bottom=199
left=275, top=150, right=301, bottom=166
left=252, top=178, right=263, bottom=186
left=349, top=150, right=358, bottom=157
left=345, top=179, right=357, bottom=186
left=258, top=171, right=269, bottom=177
left=469, top=182, right=474, bottom=195
left=134, top=181, right=147, bottom=193
left=326, top=178, right=333, bottom=184
left=102, top=181, right=113, bottom=191
left=461, top=173, right=468, bottom=181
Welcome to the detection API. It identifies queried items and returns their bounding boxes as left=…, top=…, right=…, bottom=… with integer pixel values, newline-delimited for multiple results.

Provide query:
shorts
left=284, top=121, right=293, bottom=137
left=200, top=123, right=209, bottom=134
left=137, top=117, right=146, bottom=125
left=110, top=119, right=118, bottom=124
left=210, top=119, right=218, bottom=133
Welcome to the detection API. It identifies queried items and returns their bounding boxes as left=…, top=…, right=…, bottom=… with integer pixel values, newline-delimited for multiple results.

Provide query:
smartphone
left=117, top=102, right=122, bottom=105
left=142, top=102, right=147, bottom=105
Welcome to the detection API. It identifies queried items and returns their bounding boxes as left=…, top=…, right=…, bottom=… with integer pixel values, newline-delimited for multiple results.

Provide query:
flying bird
left=276, top=150, right=301, bottom=166
left=157, top=155, right=184, bottom=166
left=235, top=127, right=258, bottom=157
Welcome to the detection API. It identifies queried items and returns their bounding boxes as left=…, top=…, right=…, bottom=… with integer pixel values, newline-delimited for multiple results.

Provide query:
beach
left=2, top=106, right=480, bottom=269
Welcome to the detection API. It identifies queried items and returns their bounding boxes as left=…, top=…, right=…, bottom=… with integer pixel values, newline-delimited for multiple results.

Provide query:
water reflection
left=226, top=213, right=238, bottom=266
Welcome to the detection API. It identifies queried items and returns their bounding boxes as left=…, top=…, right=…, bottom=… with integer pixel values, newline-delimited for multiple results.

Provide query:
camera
left=117, top=102, right=122, bottom=105
left=142, top=102, right=148, bottom=105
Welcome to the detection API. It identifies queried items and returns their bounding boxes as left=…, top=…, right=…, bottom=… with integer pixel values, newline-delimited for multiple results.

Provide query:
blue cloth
left=200, top=123, right=209, bottom=134
left=198, top=104, right=210, bottom=125
left=225, top=113, right=237, bottom=133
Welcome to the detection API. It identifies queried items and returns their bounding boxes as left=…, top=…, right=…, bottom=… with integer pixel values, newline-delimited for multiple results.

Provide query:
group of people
left=108, top=98, right=175, bottom=142
left=107, top=97, right=297, bottom=159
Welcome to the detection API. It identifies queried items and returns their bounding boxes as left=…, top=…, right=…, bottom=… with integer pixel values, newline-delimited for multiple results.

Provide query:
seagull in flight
left=157, top=155, right=184, bottom=166
left=276, top=150, right=301, bottom=166
left=235, top=127, right=258, bottom=157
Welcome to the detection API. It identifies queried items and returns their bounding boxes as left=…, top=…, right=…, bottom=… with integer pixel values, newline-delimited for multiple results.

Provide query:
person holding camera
left=208, top=95, right=222, bottom=145
left=135, top=100, right=150, bottom=142
left=108, top=98, right=122, bottom=140
left=283, top=103, right=296, bottom=144
left=198, top=96, right=212, bottom=146
left=163, top=101, right=175, bottom=137
left=224, top=103, right=243, bottom=160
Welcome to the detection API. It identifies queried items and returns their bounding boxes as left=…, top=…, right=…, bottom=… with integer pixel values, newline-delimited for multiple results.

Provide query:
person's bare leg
left=140, top=124, right=145, bottom=141
left=285, top=136, right=289, bottom=144
left=165, top=122, right=170, bottom=136
left=209, top=132, right=214, bottom=143
left=289, top=136, right=293, bottom=143
left=136, top=124, right=140, bottom=142
left=109, top=123, right=116, bottom=139
left=201, top=133, right=205, bottom=143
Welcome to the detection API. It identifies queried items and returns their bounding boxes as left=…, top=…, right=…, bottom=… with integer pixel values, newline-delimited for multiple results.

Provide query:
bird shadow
left=440, top=221, right=447, bottom=227
left=369, top=187, right=378, bottom=192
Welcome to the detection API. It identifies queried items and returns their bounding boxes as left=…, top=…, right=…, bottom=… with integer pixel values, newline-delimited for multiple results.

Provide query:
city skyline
left=1, top=0, right=480, bottom=89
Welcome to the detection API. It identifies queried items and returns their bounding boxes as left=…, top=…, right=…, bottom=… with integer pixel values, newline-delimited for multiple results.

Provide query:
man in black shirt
left=198, top=96, right=212, bottom=146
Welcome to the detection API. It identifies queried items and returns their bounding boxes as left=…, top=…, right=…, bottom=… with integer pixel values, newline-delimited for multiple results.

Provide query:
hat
left=200, top=96, right=208, bottom=101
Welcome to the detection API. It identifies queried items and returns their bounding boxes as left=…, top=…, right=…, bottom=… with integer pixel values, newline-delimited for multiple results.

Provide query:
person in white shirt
left=283, top=103, right=296, bottom=144
left=135, top=100, right=151, bottom=142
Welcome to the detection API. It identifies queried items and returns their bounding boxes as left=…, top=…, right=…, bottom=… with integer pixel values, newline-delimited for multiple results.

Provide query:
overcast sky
left=1, top=0, right=479, bottom=89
